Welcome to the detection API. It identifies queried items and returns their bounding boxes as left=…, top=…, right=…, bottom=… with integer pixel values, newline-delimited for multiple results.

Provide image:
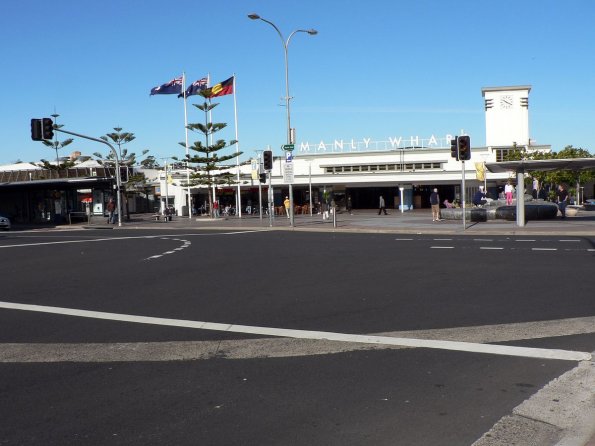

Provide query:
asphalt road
left=0, top=229, right=593, bottom=445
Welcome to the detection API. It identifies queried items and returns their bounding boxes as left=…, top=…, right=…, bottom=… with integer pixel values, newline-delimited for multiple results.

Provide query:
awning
left=485, top=158, right=595, bottom=173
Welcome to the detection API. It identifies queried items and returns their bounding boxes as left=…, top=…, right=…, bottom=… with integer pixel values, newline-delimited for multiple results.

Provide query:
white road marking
left=395, top=238, right=414, bottom=241
left=473, top=239, right=493, bottom=242
left=516, top=239, right=536, bottom=242
left=532, top=248, right=558, bottom=251
left=431, top=246, right=454, bottom=249
left=559, top=239, right=580, bottom=242
left=480, top=247, right=504, bottom=250
left=0, top=230, right=263, bottom=250
left=434, top=238, right=452, bottom=241
left=0, top=301, right=590, bottom=362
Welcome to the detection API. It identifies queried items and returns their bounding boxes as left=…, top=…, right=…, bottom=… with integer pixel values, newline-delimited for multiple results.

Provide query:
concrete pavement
left=77, top=208, right=595, bottom=236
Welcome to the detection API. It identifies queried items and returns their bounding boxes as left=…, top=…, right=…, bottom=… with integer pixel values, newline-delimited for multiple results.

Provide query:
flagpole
left=208, top=73, right=216, bottom=205
left=182, top=72, right=192, bottom=219
left=233, top=74, right=242, bottom=218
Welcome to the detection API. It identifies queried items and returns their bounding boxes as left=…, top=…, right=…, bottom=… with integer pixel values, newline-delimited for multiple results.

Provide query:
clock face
left=500, top=95, right=513, bottom=109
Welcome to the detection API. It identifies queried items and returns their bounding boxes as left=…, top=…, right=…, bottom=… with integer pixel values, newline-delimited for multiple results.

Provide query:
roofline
left=481, top=85, right=532, bottom=97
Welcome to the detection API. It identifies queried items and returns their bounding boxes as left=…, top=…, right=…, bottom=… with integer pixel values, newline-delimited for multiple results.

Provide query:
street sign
left=283, top=162, right=294, bottom=184
left=285, top=151, right=293, bottom=163
left=282, top=144, right=295, bottom=151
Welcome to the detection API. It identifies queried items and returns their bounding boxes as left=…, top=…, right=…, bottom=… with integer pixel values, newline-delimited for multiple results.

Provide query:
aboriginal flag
left=203, top=76, right=234, bottom=98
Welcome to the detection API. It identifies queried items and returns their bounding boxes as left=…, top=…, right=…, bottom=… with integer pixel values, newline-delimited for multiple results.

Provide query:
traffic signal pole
left=461, top=160, right=466, bottom=230
left=54, top=128, right=123, bottom=227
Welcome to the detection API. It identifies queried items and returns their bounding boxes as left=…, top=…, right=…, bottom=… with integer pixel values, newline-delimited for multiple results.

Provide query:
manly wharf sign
left=298, top=134, right=456, bottom=154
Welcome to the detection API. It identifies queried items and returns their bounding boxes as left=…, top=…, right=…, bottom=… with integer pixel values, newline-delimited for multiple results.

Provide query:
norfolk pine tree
left=182, top=91, right=241, bottom=217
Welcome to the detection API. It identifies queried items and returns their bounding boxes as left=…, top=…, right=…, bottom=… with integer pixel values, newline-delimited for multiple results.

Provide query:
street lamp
left=248, top=13, right=317, bottom=227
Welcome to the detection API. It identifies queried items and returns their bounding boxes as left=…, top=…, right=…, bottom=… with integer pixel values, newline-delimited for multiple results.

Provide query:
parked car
left=0, top=215, right=10, bottom=231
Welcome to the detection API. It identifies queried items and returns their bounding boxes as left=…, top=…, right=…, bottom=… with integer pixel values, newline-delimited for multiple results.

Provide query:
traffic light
left=458, top=135, right=471, bottom=160
left=42, top=118, right=54, bottom=140
left=263, top=150, right=273, bottom=171
left=259, top=173, right=266, bottom=183
left=450, top=136, right=459, bottom=160
left=31, top=119, right=43, bottom=141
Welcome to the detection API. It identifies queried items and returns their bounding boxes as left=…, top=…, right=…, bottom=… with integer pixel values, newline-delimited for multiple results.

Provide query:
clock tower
left=481, top=85, right=531, bottom=147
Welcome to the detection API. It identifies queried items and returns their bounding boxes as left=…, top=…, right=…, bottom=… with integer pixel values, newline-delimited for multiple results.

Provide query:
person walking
left=284, top=196, right=290, bottom=218
left=430, top=188, right=441, bottom=221
left=346, top=196, right=353, bottom=215
left=556, top=184, right=569, bottom=218
left=504, top=181, right=514, bottom=205
left=378, top=195, right=387, bottom=215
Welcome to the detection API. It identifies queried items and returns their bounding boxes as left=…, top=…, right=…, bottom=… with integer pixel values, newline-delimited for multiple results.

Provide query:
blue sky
left=2, top=0, right=594, bottom=166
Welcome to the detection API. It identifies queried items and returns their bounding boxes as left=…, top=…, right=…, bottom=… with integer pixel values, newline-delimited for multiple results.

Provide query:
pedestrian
left=378, top=195, right=387, bottom=215
left=284, top=196, right=290, bottom=218
left=504, top=181, right=514, bottom=205
left=430, top=188, right=441, bottom=221
left=106, top=198, right=116, bottom=224
left=347, top=196, right=353, bottom=214
left=532, top=178, right=539, bottom=199
left=213, top=200, right=219, bottom=218
left=556, top=184, right=569, bottom=218
left=472, top=186, right=487, bottom=207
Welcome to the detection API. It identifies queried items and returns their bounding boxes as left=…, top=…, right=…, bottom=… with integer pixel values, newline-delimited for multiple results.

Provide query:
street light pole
left=248, top=13, right=317, bottom=227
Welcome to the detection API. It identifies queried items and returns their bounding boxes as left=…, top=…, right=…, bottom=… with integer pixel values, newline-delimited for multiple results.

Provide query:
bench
left=68, top=212, right=90, bottom=225
left=152, top=214, right=172, bottom=222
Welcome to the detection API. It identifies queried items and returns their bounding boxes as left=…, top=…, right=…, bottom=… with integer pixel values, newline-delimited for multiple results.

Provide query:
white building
left=160, top=86, right=550, bottom=214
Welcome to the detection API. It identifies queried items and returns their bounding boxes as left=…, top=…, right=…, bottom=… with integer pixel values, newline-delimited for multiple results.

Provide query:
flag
left=150, top=76, right=183, bottom=95
left=178, top=77, right=208, bottom=98
left=203, top=76, right=234, bottom=98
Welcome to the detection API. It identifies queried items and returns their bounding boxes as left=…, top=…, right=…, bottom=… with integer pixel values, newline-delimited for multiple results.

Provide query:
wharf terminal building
left=163, top=85, right=552, bottom=214
left=0, top=86, right=572, bottom=223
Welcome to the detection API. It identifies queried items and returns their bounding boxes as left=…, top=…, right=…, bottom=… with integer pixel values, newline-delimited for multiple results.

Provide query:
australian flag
left=179, top=77, right=208, bottom=98
left=150, top=76, right=183, bottom=95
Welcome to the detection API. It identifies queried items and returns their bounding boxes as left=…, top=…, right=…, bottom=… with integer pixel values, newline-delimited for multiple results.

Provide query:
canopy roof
left=485, top=158, right=595, bottom=173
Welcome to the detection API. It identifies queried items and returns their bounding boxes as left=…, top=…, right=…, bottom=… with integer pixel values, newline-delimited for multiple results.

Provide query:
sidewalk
left=69, top=208, right=595, bottom=236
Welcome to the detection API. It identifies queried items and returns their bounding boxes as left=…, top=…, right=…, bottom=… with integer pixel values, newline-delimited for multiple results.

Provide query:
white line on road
left=516, top=239, right=536, bottom=242
left=559, top=239, right=580, bottom=242
left=430, top=246, right=454, bottom=249
left=480, top=247, right=504, bottom=250
left=532, top=248, right=558, bottom=251
left=0, top=301, right=590, bottom=362
left=0, top=230, right=263, bottom=249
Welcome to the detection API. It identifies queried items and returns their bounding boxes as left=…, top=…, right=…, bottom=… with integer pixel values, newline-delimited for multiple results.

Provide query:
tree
left=95, top=127, right=149, bottom=220
left=548, top=146, right=595, bottom=203
left=504, top=144, right=594, bottom=202
left=100, top=127, right=136, bottom=160
left=41, top=113, right=74, bottom=166
left=183, top=92, right=242, bottom=217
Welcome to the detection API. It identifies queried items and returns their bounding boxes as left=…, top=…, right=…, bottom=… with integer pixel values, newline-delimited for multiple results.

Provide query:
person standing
left=106, top=198, right=116, bottom=224
left=213, top=200, right=219, bottom=218
left=347, top=196, right=353, bottom=215
left=504, top=181, right=514, bottom=205
left=556, top=184, right=569, bottom=218
left=284, top=196, right=290, bottom=218
left=378, top=195, right=387, bottom=215
left=430, top=188, right=441, bottom=221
